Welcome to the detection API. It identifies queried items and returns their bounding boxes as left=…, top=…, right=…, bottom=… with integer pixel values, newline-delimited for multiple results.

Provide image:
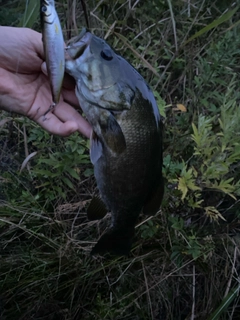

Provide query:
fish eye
left=101, top=48, right=113, bottom=61
left=41, top=5, right=47, bottom=12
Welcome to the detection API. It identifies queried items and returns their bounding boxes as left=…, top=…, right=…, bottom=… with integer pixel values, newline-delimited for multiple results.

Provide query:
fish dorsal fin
left=100, top=113, right=126, bottom=154
left=87, top=196, right=108, bottom=221
left=142, top=177, right=164, bottom=215
left=90, top=130, right=103, bottom=165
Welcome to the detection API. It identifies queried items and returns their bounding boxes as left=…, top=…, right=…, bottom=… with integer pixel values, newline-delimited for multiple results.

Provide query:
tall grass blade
left=18, top=0, right=40, bottom=28
left=166, top=0, right=178, bottom=51
left=114, top=32, right=160, bottom=78
left=184, top=6, right=239, bottom=45
left=207, top=286, right=240, bottom=320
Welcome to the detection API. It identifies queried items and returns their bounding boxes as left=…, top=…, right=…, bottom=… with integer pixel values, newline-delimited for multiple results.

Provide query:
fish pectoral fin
left=90, top=130, right=103, bottom=164
left=101, top=113, right=126, bottom=154
left=143, top=177, right=164, bottom=215
left=87, top=196, right=108, bottom=221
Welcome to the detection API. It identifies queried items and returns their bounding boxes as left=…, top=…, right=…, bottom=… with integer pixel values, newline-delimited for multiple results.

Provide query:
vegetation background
left=0, top=0, right=240, bottom=319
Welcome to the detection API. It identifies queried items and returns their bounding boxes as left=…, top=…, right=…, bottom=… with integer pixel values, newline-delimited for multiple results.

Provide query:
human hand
left=0, top=26, right=91, bottom=138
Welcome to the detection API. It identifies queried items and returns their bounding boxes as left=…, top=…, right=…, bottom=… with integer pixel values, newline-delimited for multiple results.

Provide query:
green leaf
left=191, top=123, right=200, bottom=145
left=61, top=177, right=74, bottom=190
left=153, top=90, right=166, bottom=117
left=209, top=178, right=236, bottom=199
left=65, top=167, right=80, bottom=180
left=83, top=168, right=94, bottom=177
left=170, top=217, right=184, bottom=230
left=178, top=168, right=201, bottom=200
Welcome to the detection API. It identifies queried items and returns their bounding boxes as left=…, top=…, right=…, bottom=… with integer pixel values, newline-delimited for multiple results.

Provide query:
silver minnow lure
left=40, top=0, right=65, bottom=114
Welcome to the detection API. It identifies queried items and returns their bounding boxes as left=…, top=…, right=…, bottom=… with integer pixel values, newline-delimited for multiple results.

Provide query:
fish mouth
left=66, top=29, right=93, bottom=60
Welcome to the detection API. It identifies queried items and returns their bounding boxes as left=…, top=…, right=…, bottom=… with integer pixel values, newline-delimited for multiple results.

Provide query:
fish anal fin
left=143, top=177, right=164, bottom=215
left=87, top=196, right=108, bottom=221
left=101, top=113, right=126, bottom=154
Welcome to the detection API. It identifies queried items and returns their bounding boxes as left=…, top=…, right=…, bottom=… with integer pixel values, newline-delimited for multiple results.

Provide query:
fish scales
left=97, top=92, right=162, bottom=215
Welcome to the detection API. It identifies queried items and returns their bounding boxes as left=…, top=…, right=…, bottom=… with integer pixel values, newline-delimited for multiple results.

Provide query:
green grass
left=1, top=0, right=240, bottom=319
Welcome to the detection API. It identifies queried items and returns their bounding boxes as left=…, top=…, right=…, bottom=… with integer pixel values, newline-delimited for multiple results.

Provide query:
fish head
left=65, top=30, right=135, bottom=111
left=40, top=0, right=55, bottom=23
left=65, top=30, right=161, bottom=156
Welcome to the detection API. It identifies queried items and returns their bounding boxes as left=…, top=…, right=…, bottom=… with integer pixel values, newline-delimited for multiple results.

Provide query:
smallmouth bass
left=65, top=30, right=164, bottom=256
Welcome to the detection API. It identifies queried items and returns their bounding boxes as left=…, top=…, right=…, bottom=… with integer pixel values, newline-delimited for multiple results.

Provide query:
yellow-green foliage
left=177, top=78, right=240, bottom=211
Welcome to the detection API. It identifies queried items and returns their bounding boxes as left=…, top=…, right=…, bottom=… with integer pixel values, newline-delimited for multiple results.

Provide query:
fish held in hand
left=40, top=0, right=65, bottom=116
left=65, top=30, right=164, bottom=256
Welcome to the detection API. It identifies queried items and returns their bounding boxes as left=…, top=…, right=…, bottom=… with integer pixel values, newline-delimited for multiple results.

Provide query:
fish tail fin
left=91, top=227, right=135, bottom=256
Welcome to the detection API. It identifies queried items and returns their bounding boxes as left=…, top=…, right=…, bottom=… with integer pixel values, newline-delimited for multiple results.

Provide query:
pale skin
left=0, top=26, right=91, bottom=138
